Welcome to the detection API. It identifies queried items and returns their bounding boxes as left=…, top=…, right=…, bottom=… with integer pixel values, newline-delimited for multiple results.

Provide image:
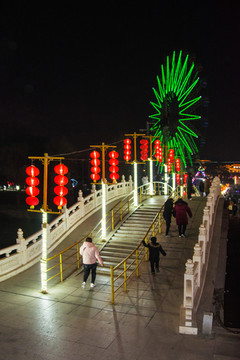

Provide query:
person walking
left=199, top=180, right=204, bottom=197
left=163, top=198, right=174, bottom=237
left=79, top=237, right=103, bottom=288
left=173, top=198, right=192, bottom=237
left=186, top=173, right=193, bottom=200
left=142, top=236, right=166, bottom=274
left=204, top=177, right=210, bottom=196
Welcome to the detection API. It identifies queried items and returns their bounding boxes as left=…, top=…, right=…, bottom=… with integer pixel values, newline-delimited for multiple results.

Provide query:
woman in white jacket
left=79, top=237, right=104, bottom=288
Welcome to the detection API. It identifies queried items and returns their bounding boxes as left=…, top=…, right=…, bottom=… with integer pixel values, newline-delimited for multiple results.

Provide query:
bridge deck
left=0, top=196, right=239, bottom=359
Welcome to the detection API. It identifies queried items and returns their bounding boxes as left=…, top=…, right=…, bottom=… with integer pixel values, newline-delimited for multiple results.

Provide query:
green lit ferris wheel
left=149, top=50, right=201, bottom=168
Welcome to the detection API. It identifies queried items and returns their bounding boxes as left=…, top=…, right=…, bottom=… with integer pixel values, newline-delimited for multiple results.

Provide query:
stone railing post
left=62, top=204, right=69, bottom=231
left=129, top=175, right=133, bottom=192
left=193, top=243, right=202, bottom=286
left=77, top=190, right=85, bottom=218
left=203, top=207, right=210, bottom=242
left=206, top=194, right=214, bottom=225
left=91, top=184, right=97, bottom=208
left=198, top=224, right=207, bottom=264
left=16, top=228, right=27, bottom=264
left=184, top=259, right=194, bottom=309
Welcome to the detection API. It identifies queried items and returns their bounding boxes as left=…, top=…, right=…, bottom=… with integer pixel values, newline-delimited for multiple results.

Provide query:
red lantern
left=184, top=174, right=188, bottom=184
left=91, top=158, right=100, bottom=166
left=25, top=165, right=40, bottom=209
left=169, top=149, right=175, bottom=162
left=176, top=173, right=181, bottom=185
left=54, top=175, right=68, bottom=186
left=26, top=196, right=39, bottom=207
left=124, top=138, right=131, bottom=162
left=26, top=177, right=39, bottom=186
left=90, top=173, right=100, bottom=181
left=140, top=139, right=148, bottom=161
left=154, top=140, right=163, bottom=162
left=90, top=151, right=101, bottom=182
left=54, top=186, right=68, bottom=197
left=26, top=165, right=40, bottom=177
left=109, top=151, right=119, bottom=182
left=167, top=159, right=172, bottom=172
left=176, top=158, right=181, bottom=172
left=53, top=196, right=67, bottom=207
left=54, top=163, right=68, bottom=209
left=26, top=186, right=40, bottom=197
left=54, top=163, right=68, bottom=175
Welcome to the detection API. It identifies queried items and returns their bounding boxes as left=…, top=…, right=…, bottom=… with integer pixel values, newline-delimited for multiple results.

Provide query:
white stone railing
left=179, top=176, right=222, bottom=335
left=0, top=176, right=133, bottom=282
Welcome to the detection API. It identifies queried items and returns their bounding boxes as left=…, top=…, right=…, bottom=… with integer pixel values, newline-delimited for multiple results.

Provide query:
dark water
left=0, top=191, right=58, bottom=249
left=224, top=216, right=240, bottom=329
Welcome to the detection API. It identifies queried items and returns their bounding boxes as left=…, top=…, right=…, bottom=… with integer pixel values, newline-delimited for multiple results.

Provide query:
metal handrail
left=110, top=185, right=181, bottom=303
left=44, top=187, right=138, bottom=283
left=43, top=182, right=180, bottom=286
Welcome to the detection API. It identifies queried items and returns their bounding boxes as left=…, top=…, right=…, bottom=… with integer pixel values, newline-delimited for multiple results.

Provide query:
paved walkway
left=0, top=196, right=239, bottom=360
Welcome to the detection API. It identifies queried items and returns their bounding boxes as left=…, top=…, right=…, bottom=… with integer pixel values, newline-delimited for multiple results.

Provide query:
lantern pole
left=90, top=143, right=116, bottom=240
left=27, top=153, right=65, bottom=294
left=125, top=132, right=145, bottom=207
left=143, top=134, right=160, bottom=196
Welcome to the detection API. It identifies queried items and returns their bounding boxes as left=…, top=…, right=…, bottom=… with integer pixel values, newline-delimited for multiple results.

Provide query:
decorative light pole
left=124, top=132, right=145, bottom=206
left=26, top=153, right=67, bottom=293
left=90, top=143, right=117, bottom=239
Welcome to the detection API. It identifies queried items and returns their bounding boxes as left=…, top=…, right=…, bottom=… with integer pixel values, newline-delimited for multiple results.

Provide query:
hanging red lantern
left=124, top=138, right=131, bottom=162
left=26, top=186, right=40, bottom=197
left=26, top=177, right=39, bottom=186
left=184, top=173, right=188, bottom=184
left=140, top=139, right=148, bottom=161
left=25, top=165, right=40, bottom=209
left=54, top=163, right=68, bottom=209
left=176, top=173, right=181, bottom=185
left=154, top=139, right=163, bottom=162
left=53, top=196, right=67, bottom=208
left=54, top=186, right=68, bottom=197
left=167, top=158, right=172, bottom=172
left=26, top=196, right=39, bottom=207
left=91, top=158, right=100, bottom=167
left=90, top=173, right=100, bottom=181
left=54, top=163, right=68, bottom=175
left=90, top=151, right=101, bottom=182
left=169, top=149, right=175, bottom=162
left=175, top=158, right=181, bottom=172
left=109, top=151, right=119, bottom=182
left=26, top=165, right=40, bottom=177
left=54, top=175, right=68, bottom=186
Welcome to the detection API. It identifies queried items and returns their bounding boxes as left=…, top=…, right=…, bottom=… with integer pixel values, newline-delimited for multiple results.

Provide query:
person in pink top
left=79, top=237, right=104, bottom=288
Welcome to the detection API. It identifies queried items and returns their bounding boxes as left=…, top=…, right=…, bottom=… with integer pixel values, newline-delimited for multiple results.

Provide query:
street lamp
left=90, top=143, right=117, bottom=240
left=26, top=153, right=67, bottom=293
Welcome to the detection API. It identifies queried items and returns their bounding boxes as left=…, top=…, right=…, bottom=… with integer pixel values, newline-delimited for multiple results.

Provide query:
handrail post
left=140, top=187, right=142, bottom=203
left=136, top=250, right=139, bottom=277
left=110, top=266, right=114, bottom=304
left=112, top=209, right=114, bottom=230
left=159, top=213, right=162, bottom=233
left=145, top=237, right=148, bottom=260
left=124, top=261, right=127, bottom=292
left=60, top=254, right=63, bottom=282
left=77, top=243, right=80, bottom=268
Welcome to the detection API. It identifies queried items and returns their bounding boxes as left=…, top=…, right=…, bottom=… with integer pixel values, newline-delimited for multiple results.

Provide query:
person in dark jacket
left=186, top=173, right=193, bottom=200
left=142, top=236, right=166, bottom=274
left=173, top=198, right=192, bottom=237
left=163, top=198, right=174, bottom=237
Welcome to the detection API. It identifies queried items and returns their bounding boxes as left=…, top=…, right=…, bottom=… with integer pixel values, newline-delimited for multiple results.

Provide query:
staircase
left=98, top=198, right=164, bottom=275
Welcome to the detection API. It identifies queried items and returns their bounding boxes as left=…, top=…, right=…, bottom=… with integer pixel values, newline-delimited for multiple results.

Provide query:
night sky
left=0, top=2, right=240, bottom=183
